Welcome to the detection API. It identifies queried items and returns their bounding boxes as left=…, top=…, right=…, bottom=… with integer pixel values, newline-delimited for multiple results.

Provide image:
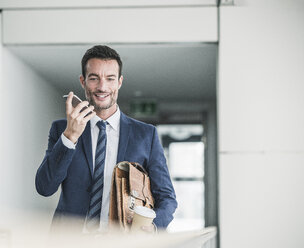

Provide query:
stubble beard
left=85, top=87, right=116, bottom=112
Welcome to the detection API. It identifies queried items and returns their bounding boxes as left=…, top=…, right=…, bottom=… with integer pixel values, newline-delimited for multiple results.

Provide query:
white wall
left=0, top=14, right=64, bottom=219
left=219, top=1, right=304, bottom=248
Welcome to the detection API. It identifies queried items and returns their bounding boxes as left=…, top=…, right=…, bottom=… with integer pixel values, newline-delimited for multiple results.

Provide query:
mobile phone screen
left=63, top=94, right=92, bottom=116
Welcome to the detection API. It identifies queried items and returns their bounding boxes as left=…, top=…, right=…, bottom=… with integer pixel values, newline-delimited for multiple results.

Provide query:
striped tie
left=86, top=120, right=107, bottom=231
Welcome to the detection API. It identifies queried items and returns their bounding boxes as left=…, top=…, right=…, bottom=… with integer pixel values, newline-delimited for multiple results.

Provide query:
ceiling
left=7, top=43, right=217, bottom=105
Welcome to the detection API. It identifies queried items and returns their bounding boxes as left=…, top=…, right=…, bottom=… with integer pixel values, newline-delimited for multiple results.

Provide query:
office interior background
left=0, top=0, right=303, bottom=247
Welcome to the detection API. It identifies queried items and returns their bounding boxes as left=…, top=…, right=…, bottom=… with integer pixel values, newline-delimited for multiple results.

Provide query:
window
left=157, top=125, right=205, bottom=232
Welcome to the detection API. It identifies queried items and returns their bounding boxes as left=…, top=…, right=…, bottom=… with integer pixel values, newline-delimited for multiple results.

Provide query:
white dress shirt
left=61, top=107, right=120, bottom=231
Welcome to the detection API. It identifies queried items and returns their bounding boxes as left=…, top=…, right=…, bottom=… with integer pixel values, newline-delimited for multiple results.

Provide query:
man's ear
left=118, top=75, right=123, bottom=89
left=79, top=75, right=85, bottom=89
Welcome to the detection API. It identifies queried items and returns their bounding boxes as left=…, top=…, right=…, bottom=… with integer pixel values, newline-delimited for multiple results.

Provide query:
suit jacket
left=35, top=112, right=177, bottom=230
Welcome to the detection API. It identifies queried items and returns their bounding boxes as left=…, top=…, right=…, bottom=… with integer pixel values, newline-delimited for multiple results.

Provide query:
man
left=35, top=45, right=177, bottom=233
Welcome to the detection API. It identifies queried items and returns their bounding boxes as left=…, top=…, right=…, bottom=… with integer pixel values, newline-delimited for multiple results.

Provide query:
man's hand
left=63, top=92, right=96, bottom=144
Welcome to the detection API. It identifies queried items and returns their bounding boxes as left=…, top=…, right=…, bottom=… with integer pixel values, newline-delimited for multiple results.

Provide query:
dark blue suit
left=35, top=112, right=177, bottom=229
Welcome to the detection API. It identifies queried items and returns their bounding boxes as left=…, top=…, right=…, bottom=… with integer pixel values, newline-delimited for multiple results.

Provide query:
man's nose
left=97, top=77, right=107, bottom=91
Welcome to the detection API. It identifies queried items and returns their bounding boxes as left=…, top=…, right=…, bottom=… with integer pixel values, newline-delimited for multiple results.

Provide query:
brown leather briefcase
left=108, top=161, right=154, bottom=231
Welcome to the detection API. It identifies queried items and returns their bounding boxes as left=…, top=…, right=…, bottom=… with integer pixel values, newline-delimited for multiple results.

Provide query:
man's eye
left=89, top=78, right=98, bottom=81
left=108, top=78, right=115, bottom=81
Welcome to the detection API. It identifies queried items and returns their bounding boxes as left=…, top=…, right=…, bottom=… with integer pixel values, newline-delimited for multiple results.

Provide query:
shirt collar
left=90, top=106, right=121, bottom=131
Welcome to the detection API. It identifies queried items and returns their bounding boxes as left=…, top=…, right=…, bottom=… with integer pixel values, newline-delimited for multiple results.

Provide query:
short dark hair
left=81, top=45, right=123, bottom=77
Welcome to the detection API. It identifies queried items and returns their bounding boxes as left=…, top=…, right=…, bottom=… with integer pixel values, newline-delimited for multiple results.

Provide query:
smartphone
left=63, top=94, right=92, bottom=115
left=63, top=94, right=83, bottom=108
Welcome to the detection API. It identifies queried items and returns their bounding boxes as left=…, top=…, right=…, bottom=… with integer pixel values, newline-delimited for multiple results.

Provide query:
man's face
left=80, top=58, right=123, bottom=113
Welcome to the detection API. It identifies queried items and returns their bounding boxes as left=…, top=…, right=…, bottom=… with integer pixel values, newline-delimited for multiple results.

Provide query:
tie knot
left=97, top=120, right=107, bottom=130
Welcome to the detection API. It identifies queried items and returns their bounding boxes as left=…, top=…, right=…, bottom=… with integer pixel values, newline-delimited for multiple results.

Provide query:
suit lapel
left=117, top=112, right=131, bottom=163
left=81, top=121, right=94, bottom=177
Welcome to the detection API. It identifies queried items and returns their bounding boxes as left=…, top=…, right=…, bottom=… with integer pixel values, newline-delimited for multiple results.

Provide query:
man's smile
left=94, top=92, right=110, bottom=101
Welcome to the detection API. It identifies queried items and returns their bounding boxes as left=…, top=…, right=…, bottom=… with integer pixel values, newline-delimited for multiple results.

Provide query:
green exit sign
left=130, top=99, right=158, bottom=118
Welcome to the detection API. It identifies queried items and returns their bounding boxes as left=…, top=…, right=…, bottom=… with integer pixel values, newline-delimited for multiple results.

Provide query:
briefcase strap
left=130, top=162, right=148, bottom=175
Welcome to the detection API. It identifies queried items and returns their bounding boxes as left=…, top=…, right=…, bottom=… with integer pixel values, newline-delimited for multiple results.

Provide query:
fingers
left=73, top=100, right=90, bottom=115
left=83, top=110, right=96, bottom=122
left=65, top=92, right=73, bottom=114
left=66, top=94, right=96, bottom=126
left=79, top=105, right=95, bottom=119
left=64, top=94, right=96, bottom=144
left=72, top=105, right=95, bottom=123
left=126, top=216, right=133, bottom=225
